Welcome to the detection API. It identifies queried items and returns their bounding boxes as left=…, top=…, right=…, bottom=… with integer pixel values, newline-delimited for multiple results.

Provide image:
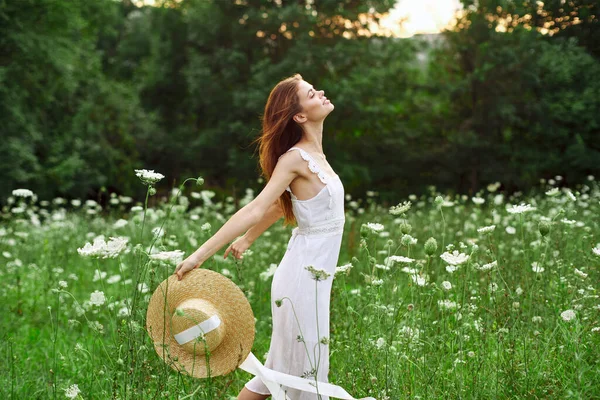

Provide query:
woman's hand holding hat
left=174, top=253, right=204, bottom=280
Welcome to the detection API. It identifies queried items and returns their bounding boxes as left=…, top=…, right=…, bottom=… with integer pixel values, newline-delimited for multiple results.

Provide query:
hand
left=174, top=253, right=204, bottom=281
left=223, top=235, right=253, bottom=261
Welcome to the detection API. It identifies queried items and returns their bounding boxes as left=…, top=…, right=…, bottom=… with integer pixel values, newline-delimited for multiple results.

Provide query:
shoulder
left=276, top=148, right=305, bottom=176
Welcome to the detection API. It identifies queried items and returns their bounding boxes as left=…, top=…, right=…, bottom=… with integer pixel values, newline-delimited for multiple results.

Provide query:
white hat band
left=173, top=314, right=221, bottom=345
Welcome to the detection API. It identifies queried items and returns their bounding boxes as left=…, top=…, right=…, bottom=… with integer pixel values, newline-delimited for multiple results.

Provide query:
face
left=293, top=80, right=334, bottom=124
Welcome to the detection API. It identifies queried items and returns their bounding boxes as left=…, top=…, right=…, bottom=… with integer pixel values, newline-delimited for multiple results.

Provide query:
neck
left=299, top=122, right=324, bottom=153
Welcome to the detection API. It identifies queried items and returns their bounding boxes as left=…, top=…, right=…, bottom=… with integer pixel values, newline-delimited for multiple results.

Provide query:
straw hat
left=146, top=268, right=255, bottom=378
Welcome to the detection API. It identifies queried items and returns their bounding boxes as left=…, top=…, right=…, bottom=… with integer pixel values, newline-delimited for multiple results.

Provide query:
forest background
left=1, top=0, right=599, bottom=206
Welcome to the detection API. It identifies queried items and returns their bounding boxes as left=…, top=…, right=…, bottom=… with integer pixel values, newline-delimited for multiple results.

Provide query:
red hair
left=250, top=73, right=304, bottom=227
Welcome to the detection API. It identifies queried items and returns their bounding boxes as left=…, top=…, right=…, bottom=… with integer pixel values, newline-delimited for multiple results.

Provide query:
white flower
left=560, top=309, right=576, bottom=322
left=440, top=250, right=469, bottom=266
left=305, top=265, right=331, bottom=281
left=441, top=281, right=452, bottom=291
left=335, top=262, right=353, bottom=277
left=592, top=247, right=600, bottom=257
left=137, top=283, right=149, bottom=293
left=410, top=274, right=427, bottom=286
left=148, top=250, right=185, bottom=266
left=90, top=290, right=106, bottom=306
left=135, top=169, right=164, bottom=185
left=63, top=383, right=81, bottom=399
left=545, top=187, right=560, bottom=197
left=531, top=262, right=544, bottom=273
left=532, top=316, right=542, bottom=323
left=259, top=263, right=278, bottom=282
left=77, top=236, right=128, bottom=259
left=565, top=190, right=576, bottom=201
left=113, top=219, right=128, bottom=229
left=574, top=268, right=588, bottom=279
left=445, top=265, right=458, bottom=274
left=477, top=260, right=497, bottom=271
left=371, top=278, right=384, bottom=286
left=375, top=337, right=386, bottom=349
left=438, top=299, right=459, bottom=310
left=152, top=227, right=165, bottom=239
left=363, top=222, right=384, bottom=232
left=506, top=203, right=537, bottom=214
left=12, top=189, right=34, bottom=198
left=471, top=197, right=485, bottom=205
left=477, top=225, right=495, bottom=234
left=488, top=282, right=499, bottom=293
left=515, top=286, right=523, bottom=295
left=385, top=255, right=415, bottom=265
left=58, top=281, right=68, bottom=288
left=389, top=201, right=411, bottom=215
left=506, top=226, right=516, bottom=235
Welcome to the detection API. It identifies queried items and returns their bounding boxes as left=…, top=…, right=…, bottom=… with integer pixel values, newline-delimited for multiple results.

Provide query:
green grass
left=1, top=176, right=599, bottom=399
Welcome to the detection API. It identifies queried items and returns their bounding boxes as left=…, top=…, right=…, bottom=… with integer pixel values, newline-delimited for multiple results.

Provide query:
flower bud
left=196, top=177, right=204, bottom=186
left=424, top=237, right=437, bottom=256
left=538, top=220, right=551, bottom=237
left=148, top=187, right=157, bottom=196
left=360, top=224, right=370, bottom=238
left=400, top=222, right=412, bottom=234
left=275, top=299, right=283, bottom=307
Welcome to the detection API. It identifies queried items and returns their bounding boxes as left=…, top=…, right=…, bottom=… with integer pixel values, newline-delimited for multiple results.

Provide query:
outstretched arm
left=244, top=201, right=284, bottom=243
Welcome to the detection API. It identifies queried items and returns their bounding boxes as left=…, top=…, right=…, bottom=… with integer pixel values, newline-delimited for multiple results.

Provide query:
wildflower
left=275, top=299, right=283, bottom=307
left=471, top=197, right=485, bottom=205
left=371, top=278, right=384, bottom=286
left=335, top=262, right=353, bottom=277
left=506, top=226, right=516, bottom=234
left=424, top=237, right=437, bottom=256
left=488, top=282, right=499, bottom=293
left=362, top=222, right=384, bottom=233
left=389, top=201, right=411, bottom=215
left=12, top=189, right=34, bottom=198
left=440, top=250, right=469, bottom=266
left=532, top=316, right=542, bottom=323
left=565, top=190, right=576, bottom=201
left=320, top=336, right=330, bottom=345
left=515, top=286, right=523, bottom=295
left=574, top=268, right=588, bottom=279
left=77, top=236, right=129, bottom=259
left=200, top=222, right=211, bottom=232
left=113, top=219, right=128, bottom=229
left=545, top=187, right=560, bottom=197
left=476, top=260, right=497, bottom=271
left=592, top=246, right=600, bottom=257
left=259, top=263, right=278, bottom=282
left=148, top=250, right=185, bottom=266
left=560, top=309, right=576, bottom=322
left=196, top=177, right=204, bottom=186
left=63, top=383, right=81, bottom=399
left=437, top=300, right=459, bottom=310
left=134, top=169, right=164, bottom=186
left=410, top=274, right=427, bottom=286
left=531, top=262, right=544, bottom=273
left=385, top=255, right=415, bottom=264
left=477, top=225, right=495, bottom=234
left=401, top=234, right=418, bottom=246
left=90, top=290, right=106, bottom=306
left=375, top=337, right=385, bottom=349
left=441, top=281, right=452, bottom=291
left=506, top=203, right=537, bottom=214
left=305, top=265, right=331, bottom=281
left=58, top=280, right=68, bottom=288
left=445, top=265, right=458, bottom=274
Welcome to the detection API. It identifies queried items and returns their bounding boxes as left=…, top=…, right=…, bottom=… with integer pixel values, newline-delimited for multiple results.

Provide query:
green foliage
left=0, top=0, right=599, bottom=205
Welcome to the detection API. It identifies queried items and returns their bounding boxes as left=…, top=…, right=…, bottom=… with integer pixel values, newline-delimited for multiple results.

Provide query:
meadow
left=1, top=171, right=599, bottom=399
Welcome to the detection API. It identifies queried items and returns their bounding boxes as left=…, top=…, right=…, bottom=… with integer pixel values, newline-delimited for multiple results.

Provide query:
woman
left=174, top=73, right=345, bottom=400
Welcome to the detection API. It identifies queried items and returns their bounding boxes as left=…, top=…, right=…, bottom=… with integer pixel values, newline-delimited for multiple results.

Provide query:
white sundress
left=244, top=146, right=346, bottom=400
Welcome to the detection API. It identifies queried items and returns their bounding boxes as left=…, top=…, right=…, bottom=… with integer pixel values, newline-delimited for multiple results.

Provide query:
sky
left=133, top=0, right=464, bottom=38
left=377, top=0, right=464, bottom=37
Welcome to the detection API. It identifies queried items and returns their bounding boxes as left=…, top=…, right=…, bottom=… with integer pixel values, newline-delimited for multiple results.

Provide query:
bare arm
left=175, top=151, right=300, bottom=279
left=189, top=204, right=261, bottom=263
left=244, top=201, right=284, bottom=243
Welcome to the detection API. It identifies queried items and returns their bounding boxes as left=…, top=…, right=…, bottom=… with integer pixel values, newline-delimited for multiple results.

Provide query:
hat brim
left=146, top=268, right=255, bottom=378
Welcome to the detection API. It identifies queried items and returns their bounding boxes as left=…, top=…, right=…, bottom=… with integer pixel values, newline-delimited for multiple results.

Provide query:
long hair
left=250, top=73, right=304, bottom=227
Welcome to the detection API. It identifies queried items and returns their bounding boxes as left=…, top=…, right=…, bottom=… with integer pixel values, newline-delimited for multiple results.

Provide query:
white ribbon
left=173, top=315, right=221, bottom=345
left=239, top=352, right=377, bottom=400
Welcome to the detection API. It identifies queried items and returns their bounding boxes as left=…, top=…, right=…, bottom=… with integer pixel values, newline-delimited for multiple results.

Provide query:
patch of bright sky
left=133, top=0, right=464, bottom=38
left=376, top=0, right=464, bottom=38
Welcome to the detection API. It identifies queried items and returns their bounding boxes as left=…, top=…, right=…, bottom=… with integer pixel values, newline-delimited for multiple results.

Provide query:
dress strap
left=279, top=147, right=333, bottom=208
